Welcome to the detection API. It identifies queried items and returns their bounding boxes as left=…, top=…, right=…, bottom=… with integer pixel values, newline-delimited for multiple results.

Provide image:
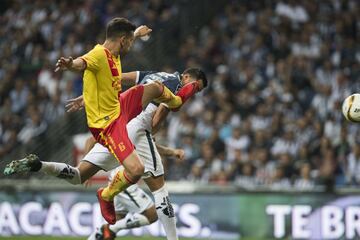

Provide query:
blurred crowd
left=1, top=0, right=360, bottom=190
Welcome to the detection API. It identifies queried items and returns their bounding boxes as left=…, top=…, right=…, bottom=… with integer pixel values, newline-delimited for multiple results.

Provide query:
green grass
left=0, top=237, right=276, bottom=240
left=0, top=237, right=198, bottom=240
left=0, top=237, right=199, bottom=240
left=0, top=237, right=171, bottom=240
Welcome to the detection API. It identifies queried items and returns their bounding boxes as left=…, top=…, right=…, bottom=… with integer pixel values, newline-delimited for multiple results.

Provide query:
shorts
left=110, top=168, right=153, bottom=213
left=127, top=121, right=164, bottom=178
left=82, top=126, right=164, bottom=177
left=89, top=85, right=144, bottom=163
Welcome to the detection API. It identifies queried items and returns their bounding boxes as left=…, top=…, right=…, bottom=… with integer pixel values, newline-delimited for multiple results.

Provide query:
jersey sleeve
left=137, top=71, right=157, bottom=84
left=80, top=48, right=102, bottom=72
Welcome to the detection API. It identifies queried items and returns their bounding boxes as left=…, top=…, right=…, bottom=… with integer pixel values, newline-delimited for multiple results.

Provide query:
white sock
left=153, top=186, right=178, bottom=240
left=39, top=162, right=81, bottom=185
left=109, top=213, right=150, bottom=233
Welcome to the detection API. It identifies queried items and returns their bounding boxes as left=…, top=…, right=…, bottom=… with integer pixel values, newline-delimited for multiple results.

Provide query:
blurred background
left=0, top=0, right=360, bottom=239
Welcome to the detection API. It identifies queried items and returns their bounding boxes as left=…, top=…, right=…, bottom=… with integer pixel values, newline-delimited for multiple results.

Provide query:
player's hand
left=65, top=95, right=84, bottom=113
left=55, top=56, right=73, bottom=72
left=173, top=149, right=185, bottom=161
left=134, top=25, right=152, bottom=38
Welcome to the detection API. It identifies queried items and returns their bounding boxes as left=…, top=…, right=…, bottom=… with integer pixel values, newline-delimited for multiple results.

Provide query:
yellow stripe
left=99, top=132, right=122, bottom=162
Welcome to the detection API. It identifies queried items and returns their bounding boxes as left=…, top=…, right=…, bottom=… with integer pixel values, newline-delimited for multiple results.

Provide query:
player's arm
left=134, top=25, right=152, bottom=39
left=152, top=103, right=170, bottom=134
left=56, top=47, right=103, bottom=73
left=156, top=143, right=185, bottom=160
left=65, top=95, right=84, bottom=113
left=121, top=72, right=138, bottom=86
left=55, top=57, right=86, bottom=72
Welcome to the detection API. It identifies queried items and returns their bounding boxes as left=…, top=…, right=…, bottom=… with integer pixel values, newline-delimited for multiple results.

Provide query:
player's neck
left=103, top=40, right=120, bottom=56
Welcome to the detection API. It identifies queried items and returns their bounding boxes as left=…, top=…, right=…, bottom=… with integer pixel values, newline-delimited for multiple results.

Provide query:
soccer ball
left=342, top=94, right=360, bottom=122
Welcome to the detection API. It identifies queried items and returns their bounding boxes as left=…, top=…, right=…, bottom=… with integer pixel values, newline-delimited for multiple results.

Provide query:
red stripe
left=104, top=49, right=119, bottom=76
left=123, top=171, right=136, bottom=184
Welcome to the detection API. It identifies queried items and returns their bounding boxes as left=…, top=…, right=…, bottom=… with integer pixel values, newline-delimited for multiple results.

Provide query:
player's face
left=181, top=73, right=193, bottom=85
left=181, top=74, right=205, bottom=91
left=119, top=34, right=135, bottom=56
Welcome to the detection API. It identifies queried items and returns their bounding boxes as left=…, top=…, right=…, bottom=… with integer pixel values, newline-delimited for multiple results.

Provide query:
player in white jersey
left=4, top=68, right=208, bottom=240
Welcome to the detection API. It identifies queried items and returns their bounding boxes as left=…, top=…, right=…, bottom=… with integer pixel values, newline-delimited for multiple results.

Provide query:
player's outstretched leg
left=4, top=154, right=82, bottom=185
left=142, top=80, right=200, bottom=110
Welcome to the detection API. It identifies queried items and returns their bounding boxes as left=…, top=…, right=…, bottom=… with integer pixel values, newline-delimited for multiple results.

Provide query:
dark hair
left=106, top=17, right=136, bottom=39
left=183, top=68, right=208, bottom=88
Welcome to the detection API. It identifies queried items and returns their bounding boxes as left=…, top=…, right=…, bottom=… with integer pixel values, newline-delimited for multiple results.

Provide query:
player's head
left=181, top=68, right=208, bottom=91
left=106, top=17, right=136, bottom=55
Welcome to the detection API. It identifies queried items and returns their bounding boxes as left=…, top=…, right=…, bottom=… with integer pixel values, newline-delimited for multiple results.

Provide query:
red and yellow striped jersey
left=81, top=44, right=122, bottom=129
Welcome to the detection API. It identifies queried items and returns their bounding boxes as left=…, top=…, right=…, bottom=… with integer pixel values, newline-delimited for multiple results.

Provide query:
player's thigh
left=81, top=143, right=119, bottom=172
left=102, top=117, right=137, bottom=165
left=122, top=150, right=144, bottom=176
left=135, top=131, right=165, bottom=181
left=119, top=85, right=144, bottom=122
left=141, top=82, right=162, bottom=108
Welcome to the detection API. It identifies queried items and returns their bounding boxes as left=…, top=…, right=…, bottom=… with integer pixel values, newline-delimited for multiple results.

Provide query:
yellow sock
left=101, top=168, right=133, bottom=201
left=154, top=85, right=183, bottom=109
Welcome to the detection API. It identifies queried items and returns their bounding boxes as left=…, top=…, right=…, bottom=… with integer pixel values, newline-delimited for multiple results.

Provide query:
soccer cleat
left=4, top=154, right=42, bottom=175
left=101, top=224, right=116, bottom=240
left=97, top=188, right=116, bottom=224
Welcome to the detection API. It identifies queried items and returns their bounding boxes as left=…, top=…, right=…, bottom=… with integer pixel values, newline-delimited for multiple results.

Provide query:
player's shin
left=101, top=168, right=133, bottom=201
left=40, top=162, right=81, bottom=185
left=109, top=213, right=150, bottom=232
left=153, top=84, right=183, bottom=109
left=153, top=186, right=178, bottom=240
left=176, top=81, right=199, bottom=103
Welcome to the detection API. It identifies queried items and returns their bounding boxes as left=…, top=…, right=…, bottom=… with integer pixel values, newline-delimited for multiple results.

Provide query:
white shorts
left=82, top=125, right=164, bottom=178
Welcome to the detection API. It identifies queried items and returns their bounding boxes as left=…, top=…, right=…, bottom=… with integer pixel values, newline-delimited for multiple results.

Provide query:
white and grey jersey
left=136, top=71, right=182, bottom=94
left=131, top=71, right=182, bottom=131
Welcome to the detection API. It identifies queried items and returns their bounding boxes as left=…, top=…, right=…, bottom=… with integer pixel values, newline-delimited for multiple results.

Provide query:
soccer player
left=87, top=151, right=185, bottom=240
left=81, top=69, right=207, bottom=240
left=4, top=68, right=207, bottom=240
left=88, top=166, right=158, bottom=240
left=52, top=17, right=200, bottom=224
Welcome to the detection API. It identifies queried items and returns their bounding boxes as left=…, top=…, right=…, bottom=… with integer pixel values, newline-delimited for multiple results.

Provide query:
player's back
left=82, top=44, right=122, bottom=129
left=138, top=71, right=181, bottom=93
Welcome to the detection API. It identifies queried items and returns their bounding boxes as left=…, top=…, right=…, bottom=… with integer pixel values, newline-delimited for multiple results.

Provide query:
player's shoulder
left=86, top=44, right=106, bottom=56
left=149, top=71, right=180, bottom=79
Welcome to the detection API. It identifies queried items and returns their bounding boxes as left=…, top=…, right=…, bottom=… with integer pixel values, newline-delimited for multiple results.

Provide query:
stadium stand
left=1, top=0, right=359, bottom=192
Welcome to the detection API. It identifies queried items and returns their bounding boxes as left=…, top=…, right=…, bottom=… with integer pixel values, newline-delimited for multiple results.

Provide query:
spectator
left=346, top=144, right=360, bottom=185
left=294, top=162, right=315, bottom=190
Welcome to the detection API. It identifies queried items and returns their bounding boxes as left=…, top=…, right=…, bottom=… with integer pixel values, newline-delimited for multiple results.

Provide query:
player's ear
left=118, top=35, right=126, bottom=43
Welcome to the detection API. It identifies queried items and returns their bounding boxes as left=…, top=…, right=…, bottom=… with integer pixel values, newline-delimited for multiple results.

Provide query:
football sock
left=154, top=85, right=183, bottom=109
left=40, top=162, right=81, bottom=185
left=153, top=186, right=178, bottom=240
left=176, top=81, right=199, bottom=103
left=109, top=213, right=150, bottom=232
left=101, top=168, right=134, bottom=201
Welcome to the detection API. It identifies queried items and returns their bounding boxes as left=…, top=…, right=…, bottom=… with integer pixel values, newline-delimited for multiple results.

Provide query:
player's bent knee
left=149, top=81, right=163, bottom=95
left=133, top=163, right=145, bottom=177
left=126, top=162, right=144, bottom=180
